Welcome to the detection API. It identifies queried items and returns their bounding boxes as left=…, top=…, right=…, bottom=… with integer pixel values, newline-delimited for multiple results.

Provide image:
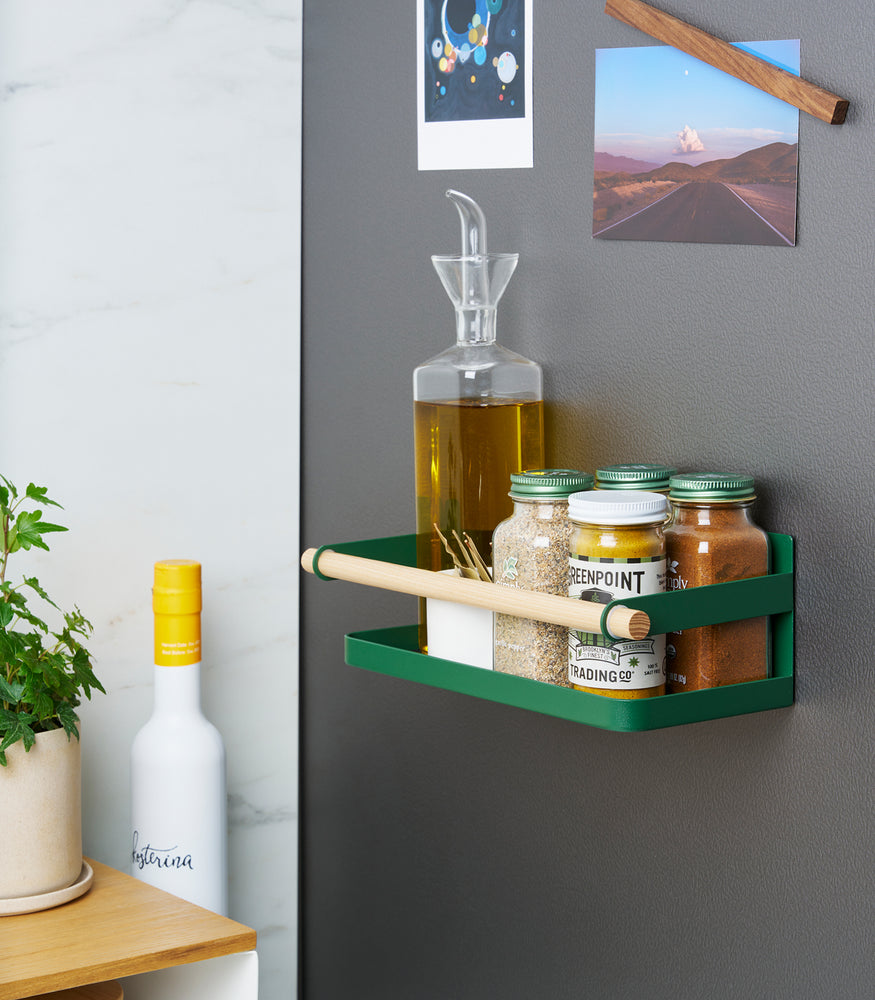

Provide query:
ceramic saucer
left=0, top=860, right=94, bottom=916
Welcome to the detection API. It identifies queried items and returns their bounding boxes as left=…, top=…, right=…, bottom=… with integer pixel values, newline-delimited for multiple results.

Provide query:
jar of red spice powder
left=664, top=473, right=770, bottom=692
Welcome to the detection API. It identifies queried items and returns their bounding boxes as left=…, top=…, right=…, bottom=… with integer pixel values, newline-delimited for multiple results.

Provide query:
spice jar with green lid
left=493, top=469, right=593, bottom=686
left=567, top=490, right=668, bottom=699
left=664, top=472, right=769, bottom=692
left=595, top=463, right=676, bottom=494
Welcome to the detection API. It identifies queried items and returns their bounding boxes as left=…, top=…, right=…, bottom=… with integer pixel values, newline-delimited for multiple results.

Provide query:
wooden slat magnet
left=605, top=0, right=849, bottom=124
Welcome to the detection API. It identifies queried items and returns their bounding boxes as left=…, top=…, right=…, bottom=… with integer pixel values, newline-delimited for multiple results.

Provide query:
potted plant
left=0, top=475, right=104, bottom=905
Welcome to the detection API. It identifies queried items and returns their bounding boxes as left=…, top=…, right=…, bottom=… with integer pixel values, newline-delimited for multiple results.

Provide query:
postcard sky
left=594, top=40, right=800, bottom=166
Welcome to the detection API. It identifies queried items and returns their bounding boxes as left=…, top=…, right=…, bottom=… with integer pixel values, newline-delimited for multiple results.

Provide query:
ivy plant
left=0, top=476, right=104, bottom=766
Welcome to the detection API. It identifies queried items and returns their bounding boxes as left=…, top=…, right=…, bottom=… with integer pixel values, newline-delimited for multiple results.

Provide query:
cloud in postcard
left=674, top=125, right=705, bottom=155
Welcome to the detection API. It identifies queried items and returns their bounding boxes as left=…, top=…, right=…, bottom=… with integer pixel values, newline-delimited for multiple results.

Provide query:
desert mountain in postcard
left=638, top=142, right=798, bottom=184
left=593, top=152, right=662, bottom=174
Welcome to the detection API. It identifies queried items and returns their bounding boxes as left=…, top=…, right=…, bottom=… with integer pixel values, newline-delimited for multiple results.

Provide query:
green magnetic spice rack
left=308, top=532, right=795, bottom=732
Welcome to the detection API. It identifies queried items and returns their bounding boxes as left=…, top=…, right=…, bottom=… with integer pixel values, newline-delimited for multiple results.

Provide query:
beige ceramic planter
left=0, top=726, right=82, bottom=899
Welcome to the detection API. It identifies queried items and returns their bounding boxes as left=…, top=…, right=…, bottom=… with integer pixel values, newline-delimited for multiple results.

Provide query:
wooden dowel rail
left=605, top=0, right=849, bottom=124
left=301, top=547, right=651, bottom=641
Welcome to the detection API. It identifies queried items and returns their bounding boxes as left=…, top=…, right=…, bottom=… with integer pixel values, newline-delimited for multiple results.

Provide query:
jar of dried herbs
left=664, top=473, right=769, bottom=691
left=595, top=463, right=676, bottom=493
left=567, top=491, right=669, bottom=698
left=492, top=469, right=593, bottom=685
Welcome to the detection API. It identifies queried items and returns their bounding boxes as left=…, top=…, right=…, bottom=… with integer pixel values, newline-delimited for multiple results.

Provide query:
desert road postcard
left=593, top=40, right=800, bottom=246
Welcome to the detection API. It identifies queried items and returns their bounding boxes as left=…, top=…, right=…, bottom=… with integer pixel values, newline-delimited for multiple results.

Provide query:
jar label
left=568, top=554, right=666, bottom=690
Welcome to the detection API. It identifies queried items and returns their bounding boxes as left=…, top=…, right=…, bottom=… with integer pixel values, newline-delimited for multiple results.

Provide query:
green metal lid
left=668, top=472, right=756, bottom=502
left=509, top=469, right=594, bottom=498
left=596, top=463, right=677, bottom=490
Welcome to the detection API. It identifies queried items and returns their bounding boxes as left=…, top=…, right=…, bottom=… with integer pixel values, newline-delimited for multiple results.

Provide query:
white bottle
left=131, top=559, right=228, bottom=915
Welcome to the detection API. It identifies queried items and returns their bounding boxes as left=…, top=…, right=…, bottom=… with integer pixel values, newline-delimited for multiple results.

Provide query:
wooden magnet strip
left=605, top=0, right=849, bottom=124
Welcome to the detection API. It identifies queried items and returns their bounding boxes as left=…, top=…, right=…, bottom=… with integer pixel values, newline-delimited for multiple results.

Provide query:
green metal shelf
left=320, top=532, right=794, bottom=732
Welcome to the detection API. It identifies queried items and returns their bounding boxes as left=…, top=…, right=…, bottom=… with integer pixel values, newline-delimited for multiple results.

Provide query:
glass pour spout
left=432, top=190, right=518, bottom=344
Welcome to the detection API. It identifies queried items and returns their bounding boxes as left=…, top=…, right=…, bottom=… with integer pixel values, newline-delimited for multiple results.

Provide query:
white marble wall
left=0, top=2, right=301, bottom=996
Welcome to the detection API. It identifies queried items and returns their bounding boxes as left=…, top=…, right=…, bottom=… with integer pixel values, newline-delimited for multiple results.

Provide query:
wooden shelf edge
left=0, top=860, right=256, bottom=1000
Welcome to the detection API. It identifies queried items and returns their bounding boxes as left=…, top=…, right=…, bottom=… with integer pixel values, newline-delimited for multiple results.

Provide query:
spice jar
left=493, top=469, right=593, bottom=686
left=595, top=463, right=676, bottom=494
left=664, top=473, right=769, bottom=691
left=567, top=491, right=668, bottom=699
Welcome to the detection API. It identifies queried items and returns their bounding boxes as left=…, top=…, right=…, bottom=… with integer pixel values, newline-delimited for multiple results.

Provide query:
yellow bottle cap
left=153, top=560, right=202, bottom=665
left=153, top=560, right=202, bottom=615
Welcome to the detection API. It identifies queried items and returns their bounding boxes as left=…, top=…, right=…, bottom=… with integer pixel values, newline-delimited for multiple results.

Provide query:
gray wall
left=301, top=2, right=874, bottom=997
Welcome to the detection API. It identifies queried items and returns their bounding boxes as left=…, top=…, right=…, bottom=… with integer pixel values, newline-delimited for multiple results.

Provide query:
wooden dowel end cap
left=606, top=606, right=651, bottom=641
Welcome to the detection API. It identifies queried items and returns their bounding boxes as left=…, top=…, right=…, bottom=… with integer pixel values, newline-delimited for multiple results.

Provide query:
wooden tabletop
left=0, top=860, right=256, bottom=1000
left=26, top=984, right=123, bottom=1000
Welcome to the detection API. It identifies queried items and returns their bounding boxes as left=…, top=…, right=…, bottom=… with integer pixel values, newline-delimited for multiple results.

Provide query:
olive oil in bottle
left=414, top=397, right=544, bottom=573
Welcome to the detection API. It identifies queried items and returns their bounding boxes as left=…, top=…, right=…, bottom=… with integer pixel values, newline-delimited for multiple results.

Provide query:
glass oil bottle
left=414, top=190, right=543, bottom=649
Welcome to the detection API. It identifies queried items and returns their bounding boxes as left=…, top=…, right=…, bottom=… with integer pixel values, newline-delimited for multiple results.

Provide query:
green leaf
left=1, top=587, right=27, bottom=607
left=59, top=606, right=93, bottom=641
left=0, top=675, right=25, bottom=704
left=0, top=630, right=18, bottom=664
left=0, top=628, right=28, bottom=662
left=57, top=703, right=80, bottom=739
left=39, top=650, right=68, bottom=684
left=9, top=606, right=49, bottom=633
left=32, top=691, right=54, bottom=721
left=71, top=648, right=105, bottom=698
left=0, top=602, right=13, bottom=627
left=0, top=475, right=18, bottom=502
left=10, top=510, right=67, bottom=553
left=18, top=632, right=45, bottom=659
left=25, top=483, right=63, bottom=509
left=0, top=709, right=37, bottom=755
left=22, top=577, right=61, bottom=611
